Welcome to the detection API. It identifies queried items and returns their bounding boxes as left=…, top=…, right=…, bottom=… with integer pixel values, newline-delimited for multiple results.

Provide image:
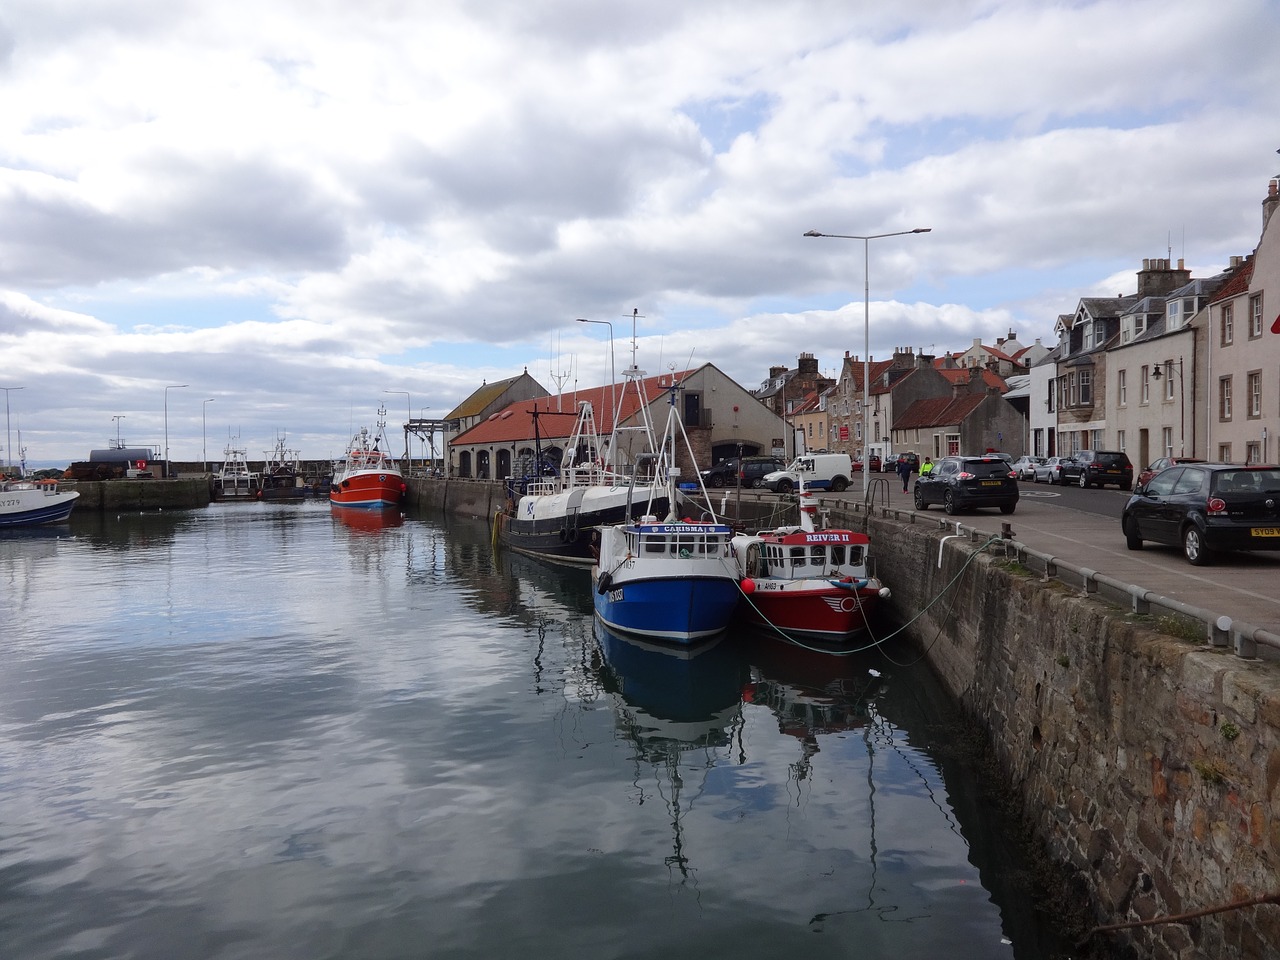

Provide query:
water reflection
left=330, top=503, right=404, bottom=532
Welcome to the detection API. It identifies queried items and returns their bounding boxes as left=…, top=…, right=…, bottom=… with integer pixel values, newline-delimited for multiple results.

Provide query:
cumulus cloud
left=1, top=0, right=1278, bottom=460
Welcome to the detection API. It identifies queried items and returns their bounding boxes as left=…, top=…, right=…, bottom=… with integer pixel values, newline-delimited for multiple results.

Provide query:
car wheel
left=943, top=490, right=958, bottom=515
left=831, top=477, right=848, bottom=493
left=776, top=479, right=793, bottom=494
left=751, top=477, right=765, bottom=489
left=1048, top=473, right=1057, bottom=485
left=1183, top=525, right=1213, bottom=566
left=999, top=502, right=1015, bottom=515
left=1078, top=472, right=1089, bottom=489
left=708, top=475, right=723, bottom=488
left=913, top=487, right=927, bottom=511
left=1123, top=517, right=1143, bottom=550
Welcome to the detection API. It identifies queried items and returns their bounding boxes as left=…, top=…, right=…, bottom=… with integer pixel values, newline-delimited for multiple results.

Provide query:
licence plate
left=980, top=480, right=1002, bottom=487
left=1104, top=469, right=1120, bottom=474
left=1251, top=527, right=1280, bottom=538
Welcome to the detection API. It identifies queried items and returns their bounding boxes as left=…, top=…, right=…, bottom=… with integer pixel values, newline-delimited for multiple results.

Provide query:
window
left=1140, top=366, right=1150, bottom=404
left=1117, top=430, right=1125, bottom=453
left=945, top=434, right=960, bottom=456
left=1248, top=371, right=1261, bottom=418
left=1091, top=429, right=1102, bottom=449
left=1161, top=427, right=1172, bottom=458
left=1079, top=369, right=1092, bottom=404
left=1250, top=295, right=1264, bottom=338
left=1219, top=377, right=1233, bottom=421
left=1046, top=380, right=1055, bottom=413
left=1083, top=321, right=1095, bottom=350
left=1221, top=303, right=1234, bottom=345
left=1117, top=369, right=1127, bottom=406
left=1247, top=442, right=1262, bottom=464
left=1166, top=299, right=1180, bottom=331
left=1163, top=363, right=1175, bottom=401
left=1067, top=372, right=1077, bottom=406
left=1218, top=443, right=1232, bottom=462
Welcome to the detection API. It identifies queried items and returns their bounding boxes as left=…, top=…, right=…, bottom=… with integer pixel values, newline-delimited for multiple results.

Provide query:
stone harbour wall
left=829, top=504, right=1280, bottom=959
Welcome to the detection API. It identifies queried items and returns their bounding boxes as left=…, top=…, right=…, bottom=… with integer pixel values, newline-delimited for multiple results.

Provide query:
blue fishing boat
left=590, top=383, right=741, bottom=644
left=0, top=476, right=80, bottom=527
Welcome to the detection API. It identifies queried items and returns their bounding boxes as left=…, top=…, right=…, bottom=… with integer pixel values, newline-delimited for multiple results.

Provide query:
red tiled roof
left=893, top=394, right=987, bottom=430
left=1208, top=257, right=1255, bottom=305
left=454, top=369, right=695, bottom=445
left=936, top=368, right=1008, bottom=392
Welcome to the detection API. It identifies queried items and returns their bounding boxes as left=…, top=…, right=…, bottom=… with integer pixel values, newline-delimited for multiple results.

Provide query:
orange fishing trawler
left=329, top=410, right=406, bottom=508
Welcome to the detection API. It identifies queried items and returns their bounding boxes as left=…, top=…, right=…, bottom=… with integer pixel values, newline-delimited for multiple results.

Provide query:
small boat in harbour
left=0, top=475, right=80, bottom=528
left=259, top=434, right=305, bottom=502
left=731, top=482, right=890, bottom=643
left=590, top=384, right=740, bottom=644
left=212, top=440, right=261, bottom=502
left=330, top=411, right=406, bottom=508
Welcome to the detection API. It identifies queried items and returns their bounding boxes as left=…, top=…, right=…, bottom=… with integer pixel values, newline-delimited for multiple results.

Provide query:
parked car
left=1121, top=463, right=1280, bottom=565
left=1010, top=456, right=1046, bottom=481
left=893, top=452, right=920, bottom=473
left=1136, top=456, right=1207, bottom=490
left=912, top=455, right=1019, bottom=515
left=1059, top=450, right=1134, bottom=490
left=1032, top=456, right=1076, bottom=484
left=700, top=456, right=785, bottom=489
left=867, top=455, right=882, bottom=472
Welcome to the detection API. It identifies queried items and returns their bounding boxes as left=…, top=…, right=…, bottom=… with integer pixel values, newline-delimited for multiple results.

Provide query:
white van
left=762, top=453, right=853, bottom=493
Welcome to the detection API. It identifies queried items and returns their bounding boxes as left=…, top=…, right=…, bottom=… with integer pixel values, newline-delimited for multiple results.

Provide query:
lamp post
left=419, top=406, right=432, bottom=473
left=1, top=385, right=23, bottom=474
left=384, top=390, right=410, bottom=467
left=576, top=318, right=616, bottom=459
left=164, top=384, right=187, bottom=475
left=804, top=227, right=932, bottom=495
left=112, top=415, right=126, bottom=448
left=202, top=399, right=215, bottom=472
left=1151, top=358, right=1186, bottom=456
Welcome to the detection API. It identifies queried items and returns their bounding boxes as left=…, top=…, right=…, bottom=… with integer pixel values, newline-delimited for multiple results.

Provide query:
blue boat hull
left=0, top=498, right=78, bottom=527
left=592, top=573, right=740, bottom=644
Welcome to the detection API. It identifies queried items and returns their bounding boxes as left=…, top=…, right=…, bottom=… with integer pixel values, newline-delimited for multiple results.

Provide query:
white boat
left=498, top=362, right=668, bottom=566
left=330, top=411, right=405, bottom=508
left=212, top=439, right=261, bottom=501
left=0, top=476, right=80, bottom=527
left=590, top=383, right=741, bottom=644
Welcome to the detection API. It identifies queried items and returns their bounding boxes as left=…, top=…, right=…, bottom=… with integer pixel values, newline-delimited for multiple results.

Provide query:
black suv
left=912, top=455, right=1018, bottom=515
left=1121, top=464, right=1280, bottom=565
left=1059, top=450, right=1133, bottom=490
left=700, top=456, right=784, bottom=489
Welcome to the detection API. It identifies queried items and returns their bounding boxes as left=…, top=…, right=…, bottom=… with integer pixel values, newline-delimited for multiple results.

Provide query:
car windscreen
left=961, top=459, right=1011, bottom=478
left=1214, top=469, right=1280, bottom=495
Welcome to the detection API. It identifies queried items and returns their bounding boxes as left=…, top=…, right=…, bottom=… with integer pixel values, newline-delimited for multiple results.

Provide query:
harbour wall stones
left=68, top=478, right=211, bottom=511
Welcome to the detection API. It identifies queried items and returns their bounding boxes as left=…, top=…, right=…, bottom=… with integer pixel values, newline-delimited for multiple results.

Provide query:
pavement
left=824, top=473, right=1280, bottom=641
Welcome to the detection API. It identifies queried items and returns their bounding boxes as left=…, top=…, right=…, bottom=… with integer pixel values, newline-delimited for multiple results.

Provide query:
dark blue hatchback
left=913, top=455, right=1019, bottom=515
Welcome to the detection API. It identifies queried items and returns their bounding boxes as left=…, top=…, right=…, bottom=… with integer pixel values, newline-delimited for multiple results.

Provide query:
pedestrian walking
left=920, top=457, right=934, bottom=477
left=895, top=455, right=911, bottom=493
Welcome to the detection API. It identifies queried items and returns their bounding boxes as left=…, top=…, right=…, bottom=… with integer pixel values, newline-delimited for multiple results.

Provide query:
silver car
left=1011, top=456, right=1046, bottom=481
left=1033, top=456, right=1076, bottom=484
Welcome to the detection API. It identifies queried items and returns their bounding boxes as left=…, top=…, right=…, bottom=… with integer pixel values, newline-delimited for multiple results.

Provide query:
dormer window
left=1082, top=321, right=1095, bottom=351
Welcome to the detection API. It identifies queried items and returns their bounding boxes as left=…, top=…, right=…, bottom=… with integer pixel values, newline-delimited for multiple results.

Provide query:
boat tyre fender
left=596, top=573, right=612, bottom=595
left=559, top=527, right=570, bottom=543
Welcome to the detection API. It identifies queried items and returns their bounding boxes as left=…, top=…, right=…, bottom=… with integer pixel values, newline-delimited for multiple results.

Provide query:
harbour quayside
left=497, top=354, right=670, bottom=567
left=329, top=409, right=406, bottom=508
left=0, top=474, right=80, bottom=528
left=731, top=480, right=891, bottom=644
left=590, top=382, right=741, bottom=645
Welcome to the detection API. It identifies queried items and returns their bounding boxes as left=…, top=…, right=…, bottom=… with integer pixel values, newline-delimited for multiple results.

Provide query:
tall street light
left=576, top=318, right=616, bottom=458
left=164, top=384, right=187, bottom=475
left=384, top=390, right=411, bottom=466
left=804, top=228, right=932, bottom=496
left=1, top=385, right=23, bottom=475
left=1151, top=358, right=1186, bottom=456
left=202, top=399, right=215, bottom=472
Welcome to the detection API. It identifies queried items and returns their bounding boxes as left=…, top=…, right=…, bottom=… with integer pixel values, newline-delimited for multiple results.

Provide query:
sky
left=3, top=0, right=1279, bottom=466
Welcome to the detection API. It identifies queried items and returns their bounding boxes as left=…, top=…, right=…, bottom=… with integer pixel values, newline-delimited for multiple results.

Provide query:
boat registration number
left=1250, top=527, right=1280, bottom=538
left=980, top=480, right=1002, bottom=487
left=608, top=588, right=625, bottom=602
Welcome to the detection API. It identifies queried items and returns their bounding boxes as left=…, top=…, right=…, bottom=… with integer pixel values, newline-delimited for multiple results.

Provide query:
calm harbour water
left=1, top=501, right=1073, bottom=959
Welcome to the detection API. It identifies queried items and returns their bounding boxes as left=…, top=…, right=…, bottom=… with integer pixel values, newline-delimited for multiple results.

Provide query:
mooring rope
left=1077, top=891, right=1280, bottom=947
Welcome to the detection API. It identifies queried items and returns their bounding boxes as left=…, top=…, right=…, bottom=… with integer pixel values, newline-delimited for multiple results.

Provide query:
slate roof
left=445, top=373, right=533, bottom=421
left=454, top=369, right=696, bottom=445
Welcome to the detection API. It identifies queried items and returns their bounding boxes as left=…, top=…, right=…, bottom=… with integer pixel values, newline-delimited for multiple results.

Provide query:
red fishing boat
left=329, top=412, right=406, bottom=508
left=731, top=483, right=889, bottom=643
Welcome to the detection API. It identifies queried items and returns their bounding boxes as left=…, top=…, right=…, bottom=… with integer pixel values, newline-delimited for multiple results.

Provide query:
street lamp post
left=576, top=318, right=616, bottom=461
left=1151, top=358, right=1186, bottom=456
left=202, top=399, right=215, bottom=472
left=384, top=390, right=411, bottom=469
left=804, top=227, right=932, bottom=495
left=164, top=384, right=188, bottom=476
left=1, top=385, right=23, bottom=475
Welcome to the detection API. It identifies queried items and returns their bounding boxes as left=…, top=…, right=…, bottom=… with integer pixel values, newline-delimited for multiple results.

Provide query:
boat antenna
left=624, top=308, right=644, bottom=371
